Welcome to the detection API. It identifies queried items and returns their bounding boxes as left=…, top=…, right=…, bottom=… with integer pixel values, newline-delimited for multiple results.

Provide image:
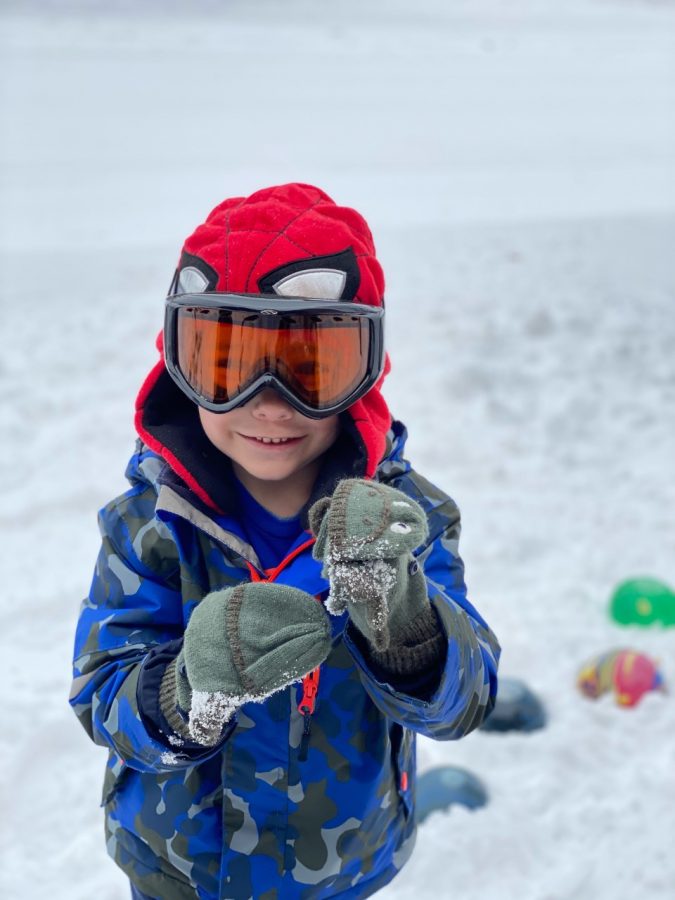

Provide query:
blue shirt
left=231, top=479, right=306, bottom=571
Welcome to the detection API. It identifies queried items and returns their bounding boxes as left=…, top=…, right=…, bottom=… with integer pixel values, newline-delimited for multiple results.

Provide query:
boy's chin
left=235, top=440, right=333, bottom=489
left=244, top=460, right=308, bottom=482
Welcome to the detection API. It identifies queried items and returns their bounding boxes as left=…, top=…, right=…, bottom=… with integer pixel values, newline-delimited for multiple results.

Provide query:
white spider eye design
left=177, top=266, right=210, bottom=294
left=272, top=269, right=347, bottom=300
left=390, top=522, right=412, bottom=534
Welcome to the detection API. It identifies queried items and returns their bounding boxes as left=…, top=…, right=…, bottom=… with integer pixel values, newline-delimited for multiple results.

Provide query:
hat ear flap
left=308, top=496, right=332, bottom=557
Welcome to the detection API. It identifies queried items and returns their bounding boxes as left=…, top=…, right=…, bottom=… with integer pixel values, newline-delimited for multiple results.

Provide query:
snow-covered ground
left=1, top=1, right=674, bottom=898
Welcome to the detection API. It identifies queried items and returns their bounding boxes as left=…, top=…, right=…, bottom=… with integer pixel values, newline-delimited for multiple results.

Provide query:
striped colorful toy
left=577, top=649, right=666, bottom=707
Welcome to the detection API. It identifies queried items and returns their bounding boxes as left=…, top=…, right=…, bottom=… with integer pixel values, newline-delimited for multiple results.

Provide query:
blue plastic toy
left=416, top=767, right=488, bottom=822
left=479, top=677, right=547, bottom=733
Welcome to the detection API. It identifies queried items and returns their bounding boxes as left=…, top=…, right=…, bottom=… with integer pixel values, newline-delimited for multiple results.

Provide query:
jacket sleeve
left=69, top=490, right=232, bottom=773
left=342, top=486, right=500, bottom=740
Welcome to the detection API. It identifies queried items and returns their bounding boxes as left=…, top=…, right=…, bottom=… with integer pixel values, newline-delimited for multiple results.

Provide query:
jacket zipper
left=298, top=667, right=320, bottom=762
left=245, top=543, right=322, bottom=762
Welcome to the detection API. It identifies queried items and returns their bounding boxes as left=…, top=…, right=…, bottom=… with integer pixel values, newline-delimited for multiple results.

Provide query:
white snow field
left=1, top=1, right=674, bottom=898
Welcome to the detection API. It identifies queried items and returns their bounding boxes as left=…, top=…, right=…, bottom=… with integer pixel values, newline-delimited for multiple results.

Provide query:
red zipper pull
left=299, top=668, right=320, bottom=716
left=298, top=667, right=320, bottom=761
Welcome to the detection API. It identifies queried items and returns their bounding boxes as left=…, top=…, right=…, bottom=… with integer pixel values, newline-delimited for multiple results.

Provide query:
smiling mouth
left=241, top=435, right=304, bottom=445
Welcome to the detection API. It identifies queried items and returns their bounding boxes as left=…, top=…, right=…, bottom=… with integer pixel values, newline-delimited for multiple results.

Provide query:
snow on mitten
left=161, top=583, right=331, bottom=745
left=309, top=479, right=431, bottom=652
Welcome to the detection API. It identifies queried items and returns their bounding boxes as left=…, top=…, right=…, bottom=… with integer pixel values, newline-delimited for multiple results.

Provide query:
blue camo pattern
left=70, top=421, right=500, bottom=899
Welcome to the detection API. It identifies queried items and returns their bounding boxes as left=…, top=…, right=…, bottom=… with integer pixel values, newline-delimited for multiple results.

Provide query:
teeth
left=255, top=437, right=292, bottom=444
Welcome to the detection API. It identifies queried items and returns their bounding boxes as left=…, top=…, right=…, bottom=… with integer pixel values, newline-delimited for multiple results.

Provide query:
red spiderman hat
left=175, top=182, right=384, bottom=303
left=136, top=183, right=392, bottom=511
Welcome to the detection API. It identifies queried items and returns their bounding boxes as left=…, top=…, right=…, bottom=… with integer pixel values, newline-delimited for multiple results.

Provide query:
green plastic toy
left=609, top=577, right=675, bottom=627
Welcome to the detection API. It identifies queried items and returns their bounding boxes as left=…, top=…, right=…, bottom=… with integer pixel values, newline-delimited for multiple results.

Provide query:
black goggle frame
left=163, top=292, right=385, bottom=419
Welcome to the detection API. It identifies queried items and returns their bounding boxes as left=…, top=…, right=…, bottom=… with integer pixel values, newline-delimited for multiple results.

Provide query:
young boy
left=70, top=183, right=500, bottom=900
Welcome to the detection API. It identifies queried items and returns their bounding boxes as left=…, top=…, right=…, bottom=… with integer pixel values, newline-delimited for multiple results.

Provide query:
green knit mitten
left=309, top=479, right=432, bottom=654
left=161, top=583, right=332, bottom=745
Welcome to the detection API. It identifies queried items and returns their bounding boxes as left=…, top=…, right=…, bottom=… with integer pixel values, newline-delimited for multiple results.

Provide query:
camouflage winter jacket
left=70, top=421, right=499, bottom=900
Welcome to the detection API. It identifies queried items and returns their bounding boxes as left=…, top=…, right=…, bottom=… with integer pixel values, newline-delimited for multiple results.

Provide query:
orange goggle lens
left=176, top=308, right=372, bottom=410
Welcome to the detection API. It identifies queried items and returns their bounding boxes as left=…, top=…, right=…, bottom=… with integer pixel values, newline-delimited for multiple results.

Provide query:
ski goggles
left=164, top=293, right=385, bottom=418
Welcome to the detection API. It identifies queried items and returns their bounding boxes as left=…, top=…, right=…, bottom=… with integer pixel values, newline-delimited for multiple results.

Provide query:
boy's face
left=198, top=389, right=340, bottom=485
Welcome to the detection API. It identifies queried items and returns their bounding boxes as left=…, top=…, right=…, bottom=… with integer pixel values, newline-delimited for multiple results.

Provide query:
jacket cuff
left=137, top=640, right=233, bottom=754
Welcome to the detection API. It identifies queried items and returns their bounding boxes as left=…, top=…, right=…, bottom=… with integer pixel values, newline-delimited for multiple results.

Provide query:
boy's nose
left=249, top=388, right=294, bottom=420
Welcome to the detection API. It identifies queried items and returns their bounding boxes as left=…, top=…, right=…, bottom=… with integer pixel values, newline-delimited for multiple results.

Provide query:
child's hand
left=309, top=479, right=431, bottom=652
left=172, top=583, right=331, bottom=744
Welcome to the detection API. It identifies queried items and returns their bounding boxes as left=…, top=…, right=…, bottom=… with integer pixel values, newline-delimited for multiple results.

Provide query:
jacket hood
left=135, top=183, right=393, bottom=513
